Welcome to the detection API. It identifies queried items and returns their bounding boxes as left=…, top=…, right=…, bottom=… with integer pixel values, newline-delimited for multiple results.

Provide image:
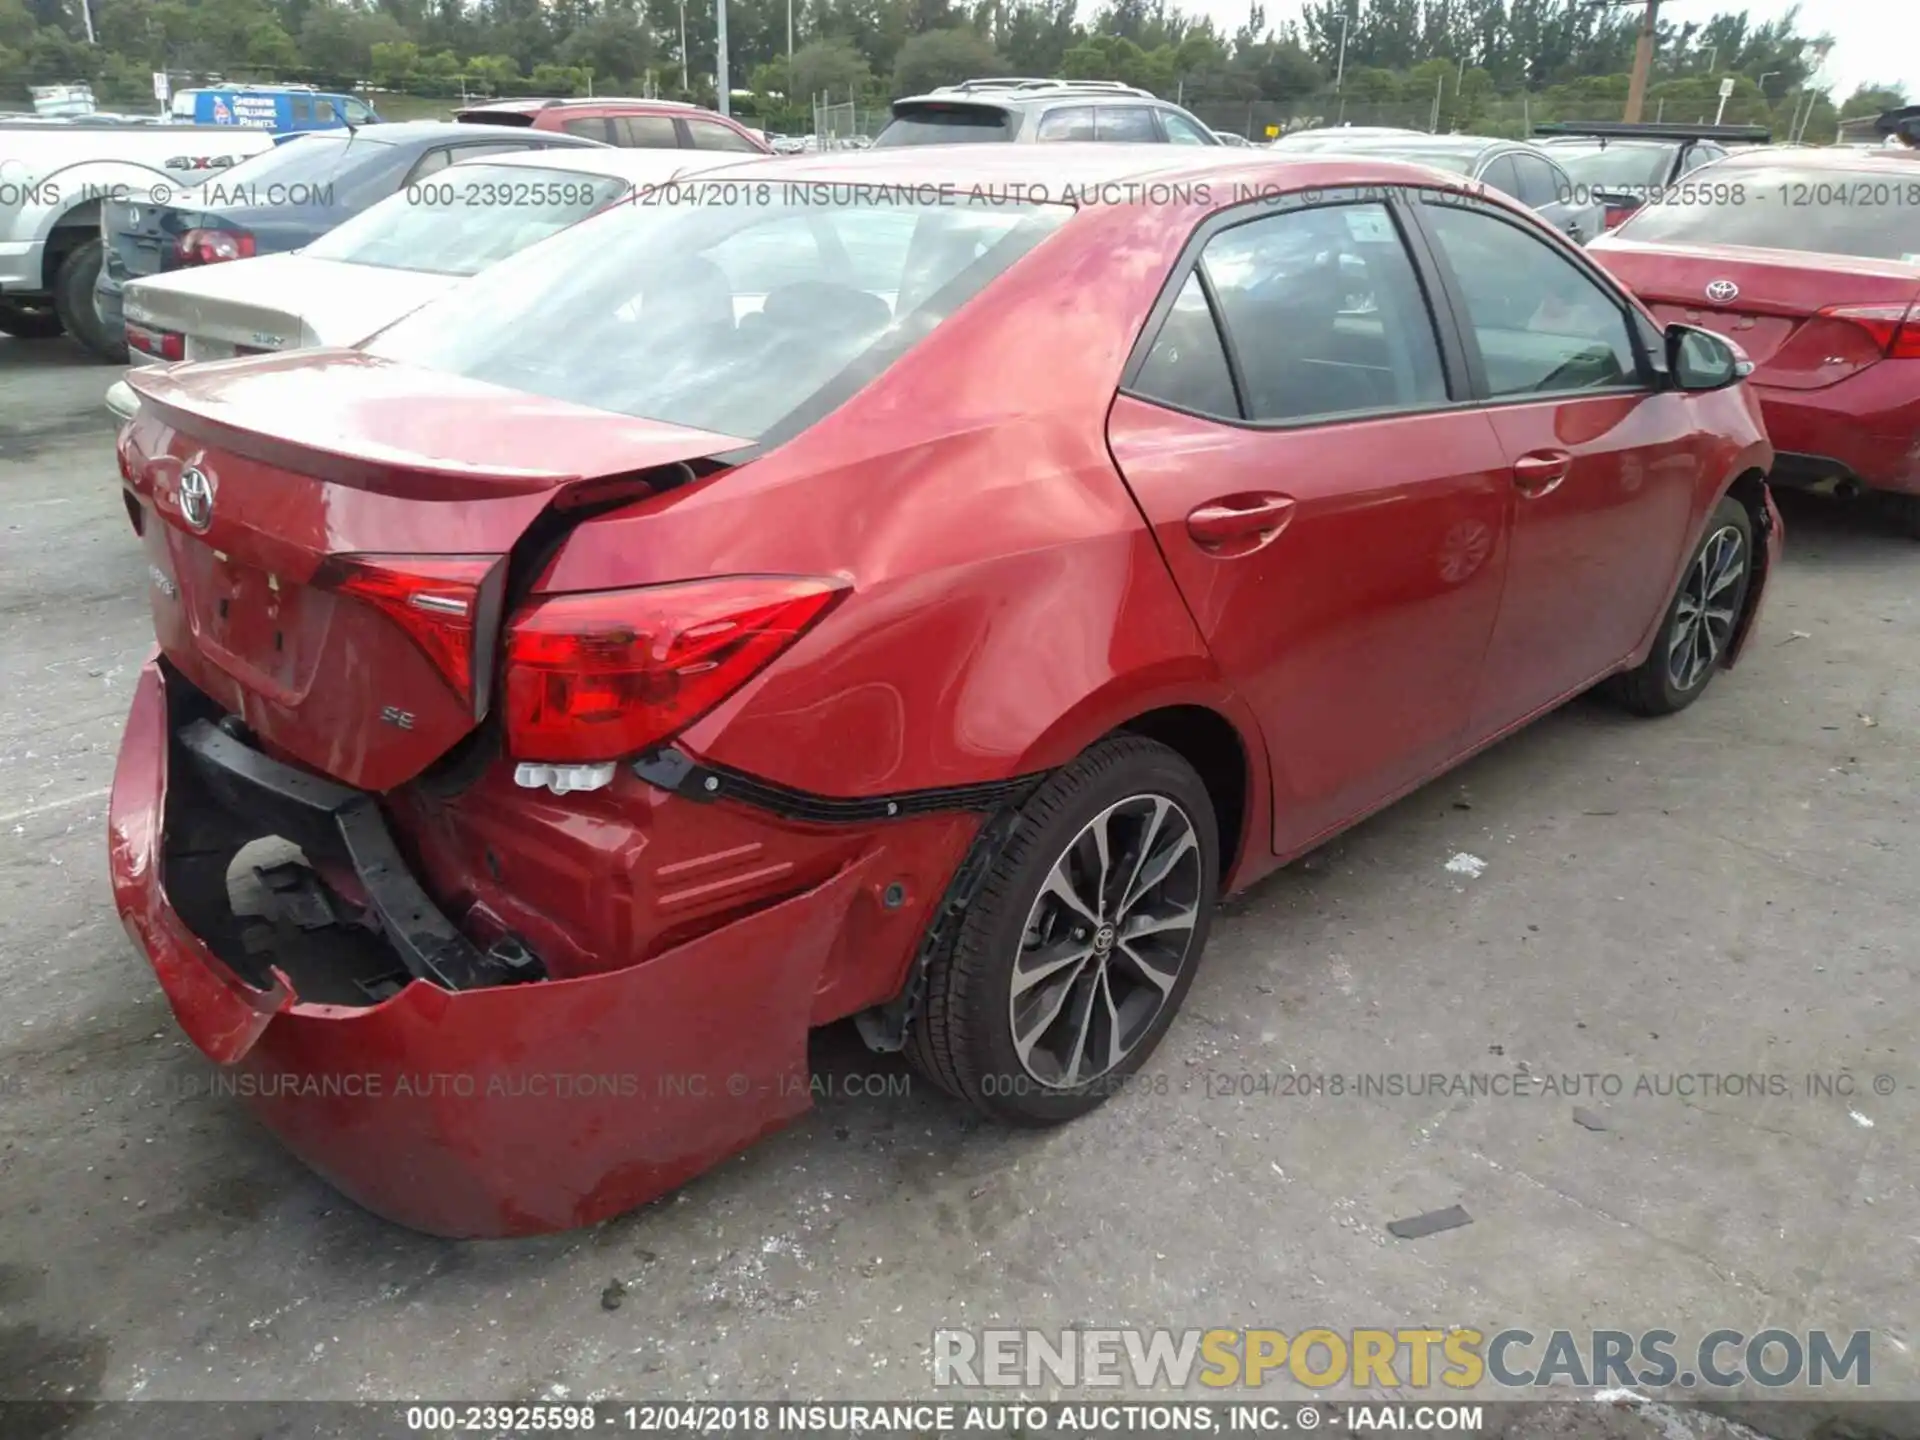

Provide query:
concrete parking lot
left=1, top=334, right=1915, bottom=1433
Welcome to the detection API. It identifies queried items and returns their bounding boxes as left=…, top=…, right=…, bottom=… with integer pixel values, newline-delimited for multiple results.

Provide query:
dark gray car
left=873, top=79, right=1220, bottom=148
left=1278, top=133, right=1604, bottom=246
left=89, top=120, right=604, bottom=362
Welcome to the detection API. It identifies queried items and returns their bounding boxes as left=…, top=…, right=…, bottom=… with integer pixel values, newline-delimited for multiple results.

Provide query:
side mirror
left=1665, top=323, right=1752, bottom=391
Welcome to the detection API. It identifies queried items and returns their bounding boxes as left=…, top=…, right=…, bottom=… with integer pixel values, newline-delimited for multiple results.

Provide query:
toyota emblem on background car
left=1705, top=279, right=1740, bottom=303
left=177, top=467, right=215, bottom=532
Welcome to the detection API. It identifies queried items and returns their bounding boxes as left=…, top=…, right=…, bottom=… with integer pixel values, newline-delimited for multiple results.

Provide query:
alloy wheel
left=1007, top=795, right=1203, bottom=1089
left=1667, top=524, right=1746, bottom=693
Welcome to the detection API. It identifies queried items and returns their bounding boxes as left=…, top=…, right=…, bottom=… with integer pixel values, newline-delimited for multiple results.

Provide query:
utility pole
left=1333, top=10, right=1351, bottom=93
left=680, top=0, right=690, bottom=94
left=716, top=0, right=731, bottom=115
left=1623, top=0, right=1659, bottom=123
left=787, top=0, right=794, bottom=71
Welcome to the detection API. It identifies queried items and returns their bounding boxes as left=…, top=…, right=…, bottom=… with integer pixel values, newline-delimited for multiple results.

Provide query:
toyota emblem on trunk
left=1705, top=279, right=1740, bottom=303
left=177, top=467, right=215, bottom=531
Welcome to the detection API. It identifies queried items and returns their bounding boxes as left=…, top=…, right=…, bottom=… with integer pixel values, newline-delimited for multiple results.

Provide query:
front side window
left=367, top=194, right=1068, bottom=440
left=1036, top=107, right=1095, bottom=141
left=1095, top=107, right=1159, bottom=142
left=305, top=164, right=628, bottom=276
left=688, top=119, right=760, bottom=152
left=345, top=98, right=376, bottom=124
left=1198, top=201, right=1449, bottom=423
left=1160, top=111, right=1215, bottom=145
left=317, top=100, right=337, bottom=123
left=1510, top=152, right=1566, bottom=208
left=291, top=97, right=313, bottom=123
left=1422, top=200, right=1640, bottom=396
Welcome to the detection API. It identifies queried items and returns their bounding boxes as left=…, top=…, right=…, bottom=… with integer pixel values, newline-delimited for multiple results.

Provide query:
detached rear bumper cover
left=109, top=659, right=865, bottom=1237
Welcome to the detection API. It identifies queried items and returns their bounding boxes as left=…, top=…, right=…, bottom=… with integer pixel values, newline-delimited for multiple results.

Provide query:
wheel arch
left=1721, top=468, right=1775, bottom=666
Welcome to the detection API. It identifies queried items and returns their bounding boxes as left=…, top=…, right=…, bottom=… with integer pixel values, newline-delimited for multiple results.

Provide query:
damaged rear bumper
left=108, top=658, right=875, bottom=1237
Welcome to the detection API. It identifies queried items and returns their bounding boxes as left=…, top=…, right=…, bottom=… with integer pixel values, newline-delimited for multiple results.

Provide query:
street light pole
left=1334, top=12, right=1351, bottom=93
left=679, top=0, right=689, bottom=93
left=716, top=0, right=731, bottom=115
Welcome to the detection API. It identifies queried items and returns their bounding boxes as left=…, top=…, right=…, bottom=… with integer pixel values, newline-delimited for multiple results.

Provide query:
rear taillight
left=1818, top=302, right=1920, bottom=360
left=126, top=322, right=184, bottom=360
left=174, top=227, right=256, bottom=265
left=1602, top=203, right=1638, bottom=230
left=315, top=555, right=504, bottom=711
left=503, top=577, right=845, bottom=764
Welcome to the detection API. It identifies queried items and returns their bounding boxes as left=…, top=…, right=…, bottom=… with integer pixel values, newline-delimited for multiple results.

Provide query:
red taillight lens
left=504, top=577, right=846, bottom=764
left=126, top=322, right=184, bottom=360
left=1602, top=204, right=1637, bottom=230
left=315, top=555, right=503, bottom=710
left=174, top=227, right=256, bottom=265
left=1819, top=302, right=1920, bottom=360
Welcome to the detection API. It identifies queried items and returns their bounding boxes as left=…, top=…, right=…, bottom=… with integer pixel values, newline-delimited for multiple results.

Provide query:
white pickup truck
left=0, top=120, right=274, bottom=352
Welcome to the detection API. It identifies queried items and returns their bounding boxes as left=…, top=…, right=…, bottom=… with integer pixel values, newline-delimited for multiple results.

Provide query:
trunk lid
left=1592, top=238, right=1920, bottom=389
left=123, top=352, right=749, bottom=792
left=123, top=254, right=459, bottom=358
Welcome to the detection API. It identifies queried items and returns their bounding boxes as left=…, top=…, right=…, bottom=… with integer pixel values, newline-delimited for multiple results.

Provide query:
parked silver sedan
left=106, top=147, right=755, bottom=419
left=1265, top=132, right=1606, bottom=246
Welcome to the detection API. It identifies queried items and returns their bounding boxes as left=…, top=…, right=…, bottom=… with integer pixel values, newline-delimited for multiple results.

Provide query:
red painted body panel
left=1591, top=236, right=1920, bottom=491
left=107, top=148, right=1787, bottom=1234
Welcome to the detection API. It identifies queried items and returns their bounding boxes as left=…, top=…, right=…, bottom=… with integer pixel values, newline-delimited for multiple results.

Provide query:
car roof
left=892, top=82, right=1171, bottom=111
left=1709, top=144, right=1920, bottom=173
left=450, top=147, right=756, bottom=180
left=290, top=119, right=601, bottom=147
left=655, top=142, right=1503, bottom=202
left=456, top=96, right=704, bottom=114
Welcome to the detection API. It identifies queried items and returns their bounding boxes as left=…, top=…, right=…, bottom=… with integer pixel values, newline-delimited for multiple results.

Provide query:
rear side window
left=1036, top=107, right=1095, bottom=141
left=612, top=115, right=681, bottom=148
left=1096, top=107, right=1159, bottom=142
left=1478, top=153, right=1521, bottom=198
left=562, top=117, right=609, bottom=141
left=1133, top=274, right=1238, bottom=417
left=1200, top=202, right=1449, bottom=423
left=688, top=120, right=760, bottom=152
left=368, top=195, right=1068, bottom=439
left=316, top=100, right=336, bottom=124
left=873, top=105, right=1013, bottom=146
left=291, top=97, right=313, bottom=123
left=1617, top=161, right=1920, bottom=261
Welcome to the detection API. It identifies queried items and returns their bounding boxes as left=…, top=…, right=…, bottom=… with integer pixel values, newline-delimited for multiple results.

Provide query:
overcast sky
left=1190, top=0, right=1920, bottom=102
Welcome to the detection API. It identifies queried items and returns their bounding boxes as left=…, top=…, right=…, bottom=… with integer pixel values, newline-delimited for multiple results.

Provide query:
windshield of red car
left=366, top=190, right=1069, bottom=438
left=1616, top=160, right=1920, bottom=261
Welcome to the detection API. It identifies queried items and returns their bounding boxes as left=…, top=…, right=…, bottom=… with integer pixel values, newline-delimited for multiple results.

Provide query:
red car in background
left=110, top=148, right=1779, bottom=1237
left=452, top=95, right=771, bottom=153
left=1590, top=146, right=1920, bottom=536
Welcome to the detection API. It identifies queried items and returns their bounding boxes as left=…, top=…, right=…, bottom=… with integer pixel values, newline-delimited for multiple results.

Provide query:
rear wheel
left=1611, top=495, right=1754, bottom=716
left=905, top=735, right=1218, bottom=1125
left=1883, top=492, right=1920, bottom=541
left=0, top=300, right=63, bottom=340
left=52, top=239, right=125, bottom=362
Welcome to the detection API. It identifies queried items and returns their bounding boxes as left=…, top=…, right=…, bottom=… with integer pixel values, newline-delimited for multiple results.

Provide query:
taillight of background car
left=173, top=227, right=257, bottom=265
left=125, top=322, right=184, bottom=360
left=1818, top=302, right=1920, bottom=361
left=1602, top=202, right=1640, bottom=230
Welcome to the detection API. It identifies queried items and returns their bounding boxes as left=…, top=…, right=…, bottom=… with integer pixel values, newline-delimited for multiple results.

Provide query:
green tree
left=892, top=25, right=1001, bottom=93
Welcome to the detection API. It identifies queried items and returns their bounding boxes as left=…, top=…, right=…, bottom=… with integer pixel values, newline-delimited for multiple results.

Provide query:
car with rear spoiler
left=1534, top=121, right=1771, bottom=232
left=1590, top=144, right=1920, bottom=535
left=873, top=78, right=1220, bottom=147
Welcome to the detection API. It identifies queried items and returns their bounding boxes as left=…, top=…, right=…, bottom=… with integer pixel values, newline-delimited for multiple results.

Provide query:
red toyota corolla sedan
left=110, top=147, right=1781, bottom=1236
left=1589, top=146, right=1920, bottom=536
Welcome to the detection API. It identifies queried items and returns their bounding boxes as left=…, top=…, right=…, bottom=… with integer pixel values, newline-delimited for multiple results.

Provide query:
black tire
left=0, top=300, right=63, bottom=340
left=905, top=735, right=1219, bottom=1126
left=1611, top=495, right=1754, bottom=717
left=52, top=239, right=125, bottom=362
left=1883, top=492, right=1920, bottom=541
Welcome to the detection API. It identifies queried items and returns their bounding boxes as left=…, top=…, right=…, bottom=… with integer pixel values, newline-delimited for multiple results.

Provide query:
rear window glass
left=1616, top=162, right=1920, bottom=261
left=303, top=165, right=628, bottom=276
left=367, top=192, right=1068, bottom=439
left=191, top=131, right=400, bottom=207
left=1325, top=143, right=1480, bottom=175
left=1550, top=143, right=1672, bottom=193
left=873, top=106, right=1013, bottom=146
